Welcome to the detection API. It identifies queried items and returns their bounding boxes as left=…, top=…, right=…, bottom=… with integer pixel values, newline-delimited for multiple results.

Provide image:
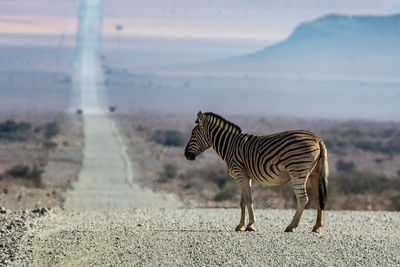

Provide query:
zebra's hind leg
left=235, top=192, right=246, bottom=231
left=237, top=177, right=256, bottom=231
left=285, top=175, right=309, bottom=232
left=309, top=170, right=323, bottom=232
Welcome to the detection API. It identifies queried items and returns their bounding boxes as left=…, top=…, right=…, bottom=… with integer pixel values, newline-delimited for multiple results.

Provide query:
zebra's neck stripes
left=204, top=113, right=242, bottom=160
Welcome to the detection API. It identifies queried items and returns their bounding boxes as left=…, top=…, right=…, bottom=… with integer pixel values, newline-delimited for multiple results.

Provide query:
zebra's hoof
left=284, top=227, right=295, bottom=232
left=245, top=225, right=256, bottom=231
left=235, top=225, right=245, bottom=231
left=312, top=226, right=321, bottom=233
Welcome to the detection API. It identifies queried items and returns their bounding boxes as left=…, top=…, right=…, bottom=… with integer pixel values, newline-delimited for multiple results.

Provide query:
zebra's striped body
left=185, top=111, right=328, bottom=232
left=233, top=131, right=321, bottom=185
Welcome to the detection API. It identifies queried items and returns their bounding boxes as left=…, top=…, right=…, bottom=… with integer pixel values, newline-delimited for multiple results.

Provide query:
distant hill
left=202, top=13, right=400, bottom=80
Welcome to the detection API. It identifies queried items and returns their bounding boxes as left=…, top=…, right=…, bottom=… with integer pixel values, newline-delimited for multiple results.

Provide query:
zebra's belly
left=252, top=170, right=291, bottom=186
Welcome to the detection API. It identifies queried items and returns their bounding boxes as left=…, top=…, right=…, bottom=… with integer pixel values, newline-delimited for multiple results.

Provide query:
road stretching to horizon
left=64, top=0, right=181, bottom=210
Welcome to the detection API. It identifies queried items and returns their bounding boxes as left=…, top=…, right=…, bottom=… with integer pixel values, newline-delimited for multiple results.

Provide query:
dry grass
left=0, top=114, right=84, bottom=210
left=115, top=112, right=400, bottom=211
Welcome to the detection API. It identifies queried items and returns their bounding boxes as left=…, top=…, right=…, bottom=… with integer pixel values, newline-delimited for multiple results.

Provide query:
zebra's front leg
left=237, top=177, right=256, bottom=231
left=235, top=192, right=246, bottom=231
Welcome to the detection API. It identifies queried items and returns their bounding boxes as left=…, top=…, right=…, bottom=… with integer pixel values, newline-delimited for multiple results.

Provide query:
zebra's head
left=185, top=111, right=211, bottom=161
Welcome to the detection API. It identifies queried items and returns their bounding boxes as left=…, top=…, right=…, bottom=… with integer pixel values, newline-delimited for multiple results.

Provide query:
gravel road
left=63, top=0, right=181, bottom=212
left=1, top=207, right=398, bottom=266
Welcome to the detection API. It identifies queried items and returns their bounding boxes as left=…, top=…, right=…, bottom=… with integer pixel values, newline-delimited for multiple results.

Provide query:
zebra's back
left=238, top=130, right=322, bottom=185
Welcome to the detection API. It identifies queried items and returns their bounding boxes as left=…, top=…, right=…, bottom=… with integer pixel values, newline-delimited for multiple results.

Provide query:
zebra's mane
left=203, top=112, right=242, bottom=133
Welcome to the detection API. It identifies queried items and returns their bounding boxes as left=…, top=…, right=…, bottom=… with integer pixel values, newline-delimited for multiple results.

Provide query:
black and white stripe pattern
left=185, top=111, right=328, bottom=232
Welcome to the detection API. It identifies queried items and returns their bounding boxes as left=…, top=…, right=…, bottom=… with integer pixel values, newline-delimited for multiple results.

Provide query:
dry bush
left=390, top=194, right=400, bottom=211
left=0, top=119, right=32, bottom=141
left=3, top=164, right=43, bottom=187
left=150, top=129, right=187, bottom=147
left=336, top=160, right=355, bottom=172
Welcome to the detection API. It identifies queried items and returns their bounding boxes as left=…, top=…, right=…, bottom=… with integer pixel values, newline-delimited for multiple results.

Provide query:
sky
left=102, top=0, right=400, bottom=41
left=1, top=0, right=400, bottom=42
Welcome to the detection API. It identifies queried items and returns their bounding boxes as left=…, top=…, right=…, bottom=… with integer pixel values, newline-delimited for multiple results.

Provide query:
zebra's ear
left=197, top=111, right=204, bottom=126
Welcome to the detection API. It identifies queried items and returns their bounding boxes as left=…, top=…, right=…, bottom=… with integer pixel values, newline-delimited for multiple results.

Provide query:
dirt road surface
left=1, top=1, right=399, bottom=266
left=64, top=0, right=180, bottom=211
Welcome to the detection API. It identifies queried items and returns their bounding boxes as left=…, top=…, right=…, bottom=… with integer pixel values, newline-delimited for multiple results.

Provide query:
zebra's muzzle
left=185, top=150, right=196, bottom=161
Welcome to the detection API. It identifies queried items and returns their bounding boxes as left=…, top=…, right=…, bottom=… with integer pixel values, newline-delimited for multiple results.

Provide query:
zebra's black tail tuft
left=318, top=140, right=329, bottom=210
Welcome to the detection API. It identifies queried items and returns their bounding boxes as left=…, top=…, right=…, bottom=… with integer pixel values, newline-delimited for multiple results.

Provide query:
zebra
left=184, top=111, right=328, bottom=232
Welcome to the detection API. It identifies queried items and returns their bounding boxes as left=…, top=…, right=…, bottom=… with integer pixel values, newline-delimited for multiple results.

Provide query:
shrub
left=163, top=164, right=177, bottom=179
left=390, top=194, right=400, bottom=211
left=183, top=183, right=192, bottom=190
left=354, top=138, right=400, bottom=155
left=387, top=137, right=400, bottom=154
left=158, top=163, right=177, bottom=183
left=380, top=128, right=396, bottom=138
left=336, top=160, right=355, bottom=173
left=6, top=164, right=30, bottom=177
left=324, top=139, right=348, bottom=155
left=0, top=120, right=32, bottom=141
left=43, top=121, right=60, bottom=139
left=215, top=174, right=230, bottom=189
left=43, top=141, right=58, bottom=150
left=28, top=165, right=43, bottom=187
left=355, top=140, right=380, bottom=151
left=331, top=171, right=400, bottom=195
left=135, top=125, right=147, bottom=132
left=214, top=183, right=237, bottom=201
left=150, top=130, right=186, bottom=147
left=342, top=129, right=363, bottom=137
left=5, top=164, right=43, bottom=187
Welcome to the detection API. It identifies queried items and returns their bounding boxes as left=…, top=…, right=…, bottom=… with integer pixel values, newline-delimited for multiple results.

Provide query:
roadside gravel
left=0, top=207, right=49, bottom=265
left=4, top=207, right=399, bottom=266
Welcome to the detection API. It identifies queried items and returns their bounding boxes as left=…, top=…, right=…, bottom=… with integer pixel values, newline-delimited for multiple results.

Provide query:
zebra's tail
left=318, top=140, right=329, bottom=210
